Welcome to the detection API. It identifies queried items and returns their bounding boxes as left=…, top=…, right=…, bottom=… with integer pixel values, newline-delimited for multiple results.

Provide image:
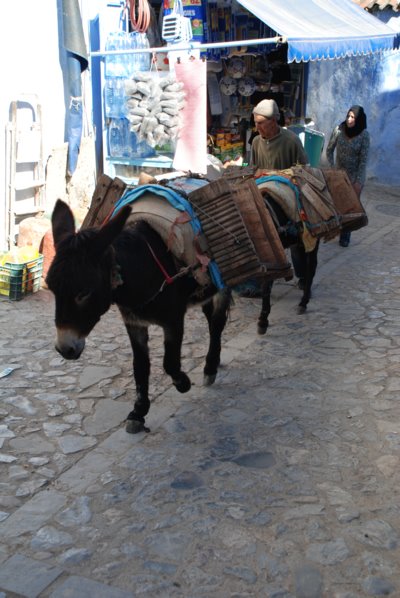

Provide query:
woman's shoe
left=339, top=240, right=349, bottom=247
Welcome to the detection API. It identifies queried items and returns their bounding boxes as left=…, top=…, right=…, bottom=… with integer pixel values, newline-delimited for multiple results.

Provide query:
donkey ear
left=52, top=199, right=76, bottom=247
left=91, top=205, right=132, bottom=255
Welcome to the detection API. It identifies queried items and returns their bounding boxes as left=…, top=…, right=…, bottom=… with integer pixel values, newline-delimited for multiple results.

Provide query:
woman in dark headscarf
left=326, top=105, right=370, bottom=247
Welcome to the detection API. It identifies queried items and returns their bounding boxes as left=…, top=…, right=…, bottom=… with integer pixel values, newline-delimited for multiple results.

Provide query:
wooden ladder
left=5, top=95, right=46, bottom=248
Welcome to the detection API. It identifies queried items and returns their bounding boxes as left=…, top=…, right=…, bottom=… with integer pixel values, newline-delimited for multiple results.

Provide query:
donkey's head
left=46, top=200, right=131, bottom=359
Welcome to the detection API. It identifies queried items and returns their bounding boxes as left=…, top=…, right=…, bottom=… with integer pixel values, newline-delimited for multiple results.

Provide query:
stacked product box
left=211, top=130, right=244, bottom=163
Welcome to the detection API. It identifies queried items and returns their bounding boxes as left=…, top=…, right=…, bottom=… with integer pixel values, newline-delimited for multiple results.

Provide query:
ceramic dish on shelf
left=227, top=57, right=246, bottom=79
left=219, top=76, right=238, bottom=96
left=237, top=77, right=256, bottom=97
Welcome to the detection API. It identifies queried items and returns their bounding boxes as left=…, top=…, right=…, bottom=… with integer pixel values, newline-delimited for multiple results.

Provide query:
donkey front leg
left=298, top=241, right=319, bottom=314
left=202, top=288, right=231, bottom=385
left=124, top=323, right=152, bottom=434
left=163, top=317, right=191, bottom=393
left=258, top=280, right=273, bottom=335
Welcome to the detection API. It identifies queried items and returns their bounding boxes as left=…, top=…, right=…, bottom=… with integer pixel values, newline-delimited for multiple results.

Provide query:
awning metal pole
left=90, top=36, right=286, bottom=58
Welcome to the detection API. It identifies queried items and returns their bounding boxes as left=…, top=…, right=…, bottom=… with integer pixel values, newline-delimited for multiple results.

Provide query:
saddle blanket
left=256, top=166, right=340, bottom=238
left=112, top=181, right=223, bottom=289
left=254, top=166, right=365, bottom=242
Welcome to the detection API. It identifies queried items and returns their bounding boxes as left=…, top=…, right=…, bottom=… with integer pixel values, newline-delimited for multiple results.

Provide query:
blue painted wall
left=306, top=10, right=400, bottom=186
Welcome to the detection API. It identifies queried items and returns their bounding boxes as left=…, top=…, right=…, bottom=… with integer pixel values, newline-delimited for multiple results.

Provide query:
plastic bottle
left=105, top=32, right=118, bottom=78
left=138, top=33, right=151, bottom=72
left=136, top=138, right=156, bottom=159
left=104, top=32, right=129, bottom=118
left=104, top=79, right=124, bottom=118
left=125, top=32, right=150, bottom=76
left=119, top=32, right=130, bottom=79
left=126, top=127, right=138, bottom=158
left=105, top=31, right=129, bottom=78
left=108, top=118, right=124, bottom=157
left=127, top=31, right=138, bottom=77
left=121, top=118, right=132, bottom=158
left=109, top=118, right=133, bottom=158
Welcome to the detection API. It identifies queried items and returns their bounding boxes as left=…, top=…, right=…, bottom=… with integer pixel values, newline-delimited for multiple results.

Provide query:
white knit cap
left=253, top=99, right=280, bottom=120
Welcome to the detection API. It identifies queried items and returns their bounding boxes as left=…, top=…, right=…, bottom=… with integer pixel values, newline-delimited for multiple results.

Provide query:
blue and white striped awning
left=236, top=0, right=397, bottom=62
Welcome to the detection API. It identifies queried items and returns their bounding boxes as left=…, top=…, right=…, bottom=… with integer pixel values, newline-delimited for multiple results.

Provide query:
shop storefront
left=90, top=0, right=396, bottom=182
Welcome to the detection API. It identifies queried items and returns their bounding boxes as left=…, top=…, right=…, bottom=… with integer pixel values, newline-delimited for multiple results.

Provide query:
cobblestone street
left=1, top=182, right=400, bottom=597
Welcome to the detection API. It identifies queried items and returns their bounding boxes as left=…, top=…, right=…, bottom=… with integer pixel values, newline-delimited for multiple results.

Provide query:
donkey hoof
left=297, top=304, right=307, bottom=315
left=126, top=419, right=150, bottom=434
left=257, top=324, right=268, bottom=335
left=175, top=373, right=191, bottom=393
left=204, top=373, right=216, bottom=386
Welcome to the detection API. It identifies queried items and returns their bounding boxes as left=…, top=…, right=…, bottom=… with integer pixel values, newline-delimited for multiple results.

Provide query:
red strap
left=193, top=236, right=210, bottom=272
left=167, top=211, right=192, bottom=251
left=145, top=241, right=174, bottom=284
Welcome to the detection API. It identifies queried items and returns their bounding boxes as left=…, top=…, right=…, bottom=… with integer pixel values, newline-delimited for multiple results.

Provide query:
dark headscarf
left=340, top=105, right=367, bottom=138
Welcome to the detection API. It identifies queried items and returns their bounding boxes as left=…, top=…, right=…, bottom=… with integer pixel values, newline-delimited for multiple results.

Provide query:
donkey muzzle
left=55, top=328, right=86, bottom=360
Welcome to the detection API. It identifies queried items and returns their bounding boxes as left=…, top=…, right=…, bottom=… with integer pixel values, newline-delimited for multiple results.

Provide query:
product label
left=181, top=0, right=206, bottom=41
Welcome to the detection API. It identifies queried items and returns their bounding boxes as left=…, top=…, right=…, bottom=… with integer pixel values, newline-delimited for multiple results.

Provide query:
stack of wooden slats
left=188, top=176, right=292, bottom=287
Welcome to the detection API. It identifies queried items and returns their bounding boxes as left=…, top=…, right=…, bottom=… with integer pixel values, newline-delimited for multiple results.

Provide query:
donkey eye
left=75, top=291, right=92, bottom=307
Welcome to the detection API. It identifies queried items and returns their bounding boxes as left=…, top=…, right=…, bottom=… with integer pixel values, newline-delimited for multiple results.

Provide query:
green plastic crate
left=0, top=254, right=44, bottom=301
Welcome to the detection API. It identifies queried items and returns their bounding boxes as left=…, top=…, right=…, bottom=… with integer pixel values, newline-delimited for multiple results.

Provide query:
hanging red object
left=129, top=0, right=151, bottom=33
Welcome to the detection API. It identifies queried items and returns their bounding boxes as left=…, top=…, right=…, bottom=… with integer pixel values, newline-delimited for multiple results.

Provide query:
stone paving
left=0, top=182, right=400, bottom=597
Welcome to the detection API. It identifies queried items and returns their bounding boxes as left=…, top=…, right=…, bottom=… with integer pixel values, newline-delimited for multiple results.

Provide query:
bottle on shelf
left=104, top=78, right=126, bottom=119
left=125, top=127, right=156, bottom=159
left=126, top=125, right=138, bottom=157
left=104, top=31, right=129, bottom=119
left=137, top=33, right=151, bottom=72
left=109, top=118, right=127, bottom=158
left=105, top=31, right=129, bottom=78
left=105, top=29, right=154, bottom=163
left=127, top=31, right=139, bottom=75
left=136, top=138, right=156, bottom=159
left=126, top=32, right=151, bottom=75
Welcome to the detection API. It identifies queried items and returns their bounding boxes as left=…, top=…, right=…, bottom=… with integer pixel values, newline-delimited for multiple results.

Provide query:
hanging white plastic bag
left=124, top=55, right=186, bottom=146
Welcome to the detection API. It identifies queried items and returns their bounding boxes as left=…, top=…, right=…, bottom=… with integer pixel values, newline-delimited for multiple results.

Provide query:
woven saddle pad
left=126, top=192, right=211, bottom=286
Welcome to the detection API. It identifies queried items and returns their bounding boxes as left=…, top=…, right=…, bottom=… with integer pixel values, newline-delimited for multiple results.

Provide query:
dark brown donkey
left=46, top=199, right=231, bottom=434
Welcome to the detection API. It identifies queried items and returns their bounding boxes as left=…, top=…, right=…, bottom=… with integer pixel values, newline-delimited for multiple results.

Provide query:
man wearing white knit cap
left=250, top=98, right=308, bottom=291
left=250, top=99, right=307, bottom=171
